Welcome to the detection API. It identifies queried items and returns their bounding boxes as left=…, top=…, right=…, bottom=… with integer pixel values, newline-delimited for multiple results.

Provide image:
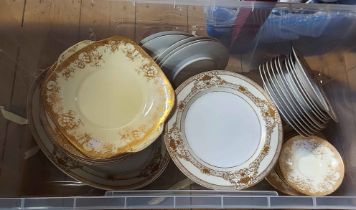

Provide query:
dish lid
left=42, top=36, right=175, bottom=159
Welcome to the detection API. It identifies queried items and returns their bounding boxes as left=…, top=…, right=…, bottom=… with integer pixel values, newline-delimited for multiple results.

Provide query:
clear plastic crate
left=1, top=0, right=356, bottom=209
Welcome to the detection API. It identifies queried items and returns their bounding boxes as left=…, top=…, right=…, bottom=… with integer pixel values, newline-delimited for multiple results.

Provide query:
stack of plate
left=140, top=31, right=229, bottom=86
left=259, top=47, right=337, bottom=136
left=27, top=36, right=175, bottom=190
left=267, top=135, right=344, bottom=196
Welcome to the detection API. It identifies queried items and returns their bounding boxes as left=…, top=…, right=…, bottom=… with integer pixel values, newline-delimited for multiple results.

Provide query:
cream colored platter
left=164, top=70, right=283, bottom=190
left=42, top=36, right=175, bottom=160
left=42, top=40, right=130, bottom=164
left=29, top=72, right=170, bottom=190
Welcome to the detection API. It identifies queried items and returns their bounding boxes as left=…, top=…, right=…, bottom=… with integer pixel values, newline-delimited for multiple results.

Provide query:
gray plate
left=285, top=54, right=330, bottom=122
left=139, top=31, right=190, bottom=45
left=271, top=57, right=326, bottom=130
left=156, top=36, right=212, bottom=64
left=291, top=47, right=337, bottom=122
left=27, top=72, right=170, bottom=190
left=259, top=64, right=311, bottom=137
left=269, top=58, right=322, bottom=132
left=141, top=34, right=192, bottom=59
left=263, top=61, right=314, bottom=136
left=160, top=39, right=229, bottom=86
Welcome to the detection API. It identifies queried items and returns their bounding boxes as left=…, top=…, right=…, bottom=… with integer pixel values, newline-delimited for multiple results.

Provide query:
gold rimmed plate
left=42, top=36, right=175, bottom=159
left=164, top=70, right=282, bottom=190
left=279, top=135, right=344, bottom=196
left=29, top=72, right=170, bottom=190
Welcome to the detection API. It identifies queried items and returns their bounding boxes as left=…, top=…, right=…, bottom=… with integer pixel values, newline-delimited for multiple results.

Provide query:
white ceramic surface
left=164, top=70, right=282, bottom=190
left=184, top=91, right=261, bottom=168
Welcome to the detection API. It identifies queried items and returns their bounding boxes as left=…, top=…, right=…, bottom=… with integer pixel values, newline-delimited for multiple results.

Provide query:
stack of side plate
left=259, top=47, right=337, bottom=136
left=266, top=135, right=344, bottom=196
left=140, top=31, right=229, bottom=87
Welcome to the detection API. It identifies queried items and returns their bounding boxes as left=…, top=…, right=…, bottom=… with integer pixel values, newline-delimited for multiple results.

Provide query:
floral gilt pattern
left=42, top=36, right=174, bottom=159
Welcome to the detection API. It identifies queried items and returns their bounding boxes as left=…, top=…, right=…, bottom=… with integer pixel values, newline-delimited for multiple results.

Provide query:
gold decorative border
left=165, top=70, right=282, bottom=190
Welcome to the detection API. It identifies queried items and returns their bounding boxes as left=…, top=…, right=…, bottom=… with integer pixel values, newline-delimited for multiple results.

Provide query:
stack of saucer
left=267, top=135, right=344, bottom=196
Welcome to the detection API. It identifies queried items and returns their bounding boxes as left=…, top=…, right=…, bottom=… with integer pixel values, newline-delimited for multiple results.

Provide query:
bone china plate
left=164, top=70, right=282, bottom=190
left=42, top=36, right=175, bottom=159
left=279, top=135, right=344, bottom=196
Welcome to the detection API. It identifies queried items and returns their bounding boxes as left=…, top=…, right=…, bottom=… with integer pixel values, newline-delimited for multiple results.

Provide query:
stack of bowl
left=27, top=36, right=175, bottom=190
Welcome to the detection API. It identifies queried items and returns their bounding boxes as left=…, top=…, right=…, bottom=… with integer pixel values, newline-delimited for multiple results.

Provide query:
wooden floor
left=1, top=0, right=356, bottom=197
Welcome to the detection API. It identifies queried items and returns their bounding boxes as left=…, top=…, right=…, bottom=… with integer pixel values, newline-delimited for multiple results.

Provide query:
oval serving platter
left=42, top=36, right=175, bottom=160
left=164, top=70, right=283, bottom=190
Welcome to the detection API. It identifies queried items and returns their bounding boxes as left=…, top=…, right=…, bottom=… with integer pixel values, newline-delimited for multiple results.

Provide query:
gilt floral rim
left=28, top=71, right=170, bottom=190
left=164, top=70, right=282, bottom=190
left=40, top=42, right=132, bottom=164
left=41, top=36, right=175, bottom=159
left=279, top=135, right=345, bottom=196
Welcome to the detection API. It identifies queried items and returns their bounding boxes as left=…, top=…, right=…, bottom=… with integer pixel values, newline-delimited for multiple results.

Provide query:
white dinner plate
left=164, top=70, right=282, bottom=190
